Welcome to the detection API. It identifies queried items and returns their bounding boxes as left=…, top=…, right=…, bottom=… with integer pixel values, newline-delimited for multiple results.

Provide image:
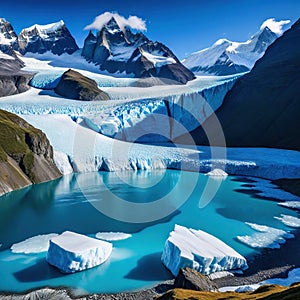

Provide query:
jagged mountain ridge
left=0, top=18, right=78, bottom=56
left=18, top=20, right=79, bottom=55
left=182, top=25, right=281, bottom=75
left=82, top=17, right=195, bottom=84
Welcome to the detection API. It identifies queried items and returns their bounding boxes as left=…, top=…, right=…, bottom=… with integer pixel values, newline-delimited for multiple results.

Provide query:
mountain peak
left=103, top=17, right=122, bottom=34
left=22, top=20, right=65, bottom=34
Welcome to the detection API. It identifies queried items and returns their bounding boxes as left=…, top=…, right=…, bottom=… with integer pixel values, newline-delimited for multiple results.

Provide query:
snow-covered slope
left=18, top=20, right=79, bottom=55
left=182, top=18, right=290, bottom=75
left=82, top=17, right=195, bottom=84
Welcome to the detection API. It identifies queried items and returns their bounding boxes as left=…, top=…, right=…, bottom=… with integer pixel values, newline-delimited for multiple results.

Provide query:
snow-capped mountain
left=82, top=17, right=195, bottom=84
left=182, top=20, right=289, bottom=75
left=0, top=18, right=18, bottom=54
left=18, top=20, right=79, bottom=55
left=182, top=18, right=300, bottom=151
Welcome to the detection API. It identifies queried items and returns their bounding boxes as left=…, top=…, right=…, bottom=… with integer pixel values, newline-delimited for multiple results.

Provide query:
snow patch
left=95, top=232, right=132, bottom=241
left=161, top=224, right=248, bottom=276
left=141, top=51, right=176, bottom=68
left=237, top=223, right=294, bottom=249
left=46, top=231, right=112, bottom=273
left=11, top=234, right=58, bottom=254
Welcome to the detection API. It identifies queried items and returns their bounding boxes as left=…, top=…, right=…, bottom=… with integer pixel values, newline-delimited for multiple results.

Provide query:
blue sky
left=1, top=0, right=299, bottom=59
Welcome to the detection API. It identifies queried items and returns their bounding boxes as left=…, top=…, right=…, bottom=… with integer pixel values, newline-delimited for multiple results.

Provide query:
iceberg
left=205, top=168, right=228, bottom=177
left=46, top=231, right=112, bottom=273
left=161, top=224, right=248, bottom=276
left=95, top=232, right=132, bottom=241
left=237, top=223, right=294, bottom=249
left=11, top=234, right=58, bottom=254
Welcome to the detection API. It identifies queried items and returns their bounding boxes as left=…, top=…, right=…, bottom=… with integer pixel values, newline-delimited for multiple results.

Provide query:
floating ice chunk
left=95, top=232, right=132, bottom=241
left=11, top=234, right=59, bottom=254
left=237, top=222, right=294, bottom=249
left=205, top=168, right=228, bottom=177
left=274, top=214, right=300, bottom=228
left=46, top=231, right=112, bottom=273
left=278, top=201, right=300, bottom=210
left=161, top=224, right=248, bottom=276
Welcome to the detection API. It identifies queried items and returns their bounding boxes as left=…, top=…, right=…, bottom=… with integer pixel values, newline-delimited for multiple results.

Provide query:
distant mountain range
left=182, top=20, right=289, bottom=75
left=0, top=17, right=194, bottom=84
left=178, top=18, right=300, bottom=151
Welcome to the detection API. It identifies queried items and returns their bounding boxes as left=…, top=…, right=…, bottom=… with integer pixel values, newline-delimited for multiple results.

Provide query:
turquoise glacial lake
left=0, top=170, right=297, bottom=294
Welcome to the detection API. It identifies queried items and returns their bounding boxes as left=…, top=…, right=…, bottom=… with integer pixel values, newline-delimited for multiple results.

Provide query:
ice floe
left=161, top=224, right=248, bottom=276
left=274, top=214, right=300, bottom=228
left=95, top=232, right=132, bottom=241
left=278, top=201, right=300, bottom=210
left=46, top=231, right=112, bottom=273
left=10, top=234, right=58, bottom=254
left=237, top=222, right=294, bottom=249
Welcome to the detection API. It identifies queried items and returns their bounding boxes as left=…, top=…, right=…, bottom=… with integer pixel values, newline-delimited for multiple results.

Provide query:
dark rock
left=0, top=52, right=33, bottom=97
left=82, top=17, right=195, bottom=84
left=174, top=268, right=217, bottom=291
left=0, top=109, right=62, bottom=196
left=54, top=69, right=110, bottom=101
left=178, top=18, right=300, bottom=151
left=18, top=20, right=79, bottom=55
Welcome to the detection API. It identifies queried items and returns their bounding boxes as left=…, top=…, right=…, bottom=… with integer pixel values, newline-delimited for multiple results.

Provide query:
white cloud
left=84, top=12, right=147, bottom=32
left=260, top=18, right=291, bottom=35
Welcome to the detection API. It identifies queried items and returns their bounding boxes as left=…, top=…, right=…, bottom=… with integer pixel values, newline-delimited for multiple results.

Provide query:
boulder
left=54, top=69, right=110, bottom=101
left=174, top=268, right=217, bottom=291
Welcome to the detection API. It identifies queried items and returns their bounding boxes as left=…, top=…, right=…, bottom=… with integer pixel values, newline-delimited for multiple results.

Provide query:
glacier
left=161, top=224, right=248, bottom=276
left=46, top=231, right=112, bottom=273
left=84, top=78, right=236, bottom=142
left=15, top=114, right=300, bottom=184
